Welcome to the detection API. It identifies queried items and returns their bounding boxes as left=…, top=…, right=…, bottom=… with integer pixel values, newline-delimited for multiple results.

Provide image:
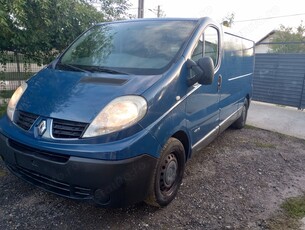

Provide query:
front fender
left=145, top=100, right=192, bottom=159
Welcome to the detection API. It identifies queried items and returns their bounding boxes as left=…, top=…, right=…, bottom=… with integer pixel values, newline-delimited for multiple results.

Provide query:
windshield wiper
left=56, top=63, right=91, bottom=73
left=86, top=66, right=130, bottom=75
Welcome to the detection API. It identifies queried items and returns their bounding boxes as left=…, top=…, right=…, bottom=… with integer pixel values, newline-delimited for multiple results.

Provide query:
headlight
left=7, top=83, right=27, bottom=121
left=83, top=95, right=147, bottom=137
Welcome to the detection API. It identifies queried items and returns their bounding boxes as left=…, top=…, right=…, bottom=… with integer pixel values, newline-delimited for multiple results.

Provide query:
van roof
left=96, top=17, right=200, bottom=26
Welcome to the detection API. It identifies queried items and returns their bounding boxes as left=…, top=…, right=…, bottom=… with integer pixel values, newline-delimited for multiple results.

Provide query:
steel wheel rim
left=160, top=153, right=178, bottom=193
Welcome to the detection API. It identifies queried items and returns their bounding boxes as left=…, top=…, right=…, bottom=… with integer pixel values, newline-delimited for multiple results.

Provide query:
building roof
left=256, top=30, right=277, bottom=45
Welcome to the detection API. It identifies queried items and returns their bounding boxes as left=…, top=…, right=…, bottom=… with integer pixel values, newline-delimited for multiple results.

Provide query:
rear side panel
left=219, top=32, right=254, bottom=123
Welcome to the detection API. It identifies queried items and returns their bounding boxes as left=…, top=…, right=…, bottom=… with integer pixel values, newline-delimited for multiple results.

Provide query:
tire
left=232, top=99, right=249, bottom=129
left=145, top=138, right=186, bottom=207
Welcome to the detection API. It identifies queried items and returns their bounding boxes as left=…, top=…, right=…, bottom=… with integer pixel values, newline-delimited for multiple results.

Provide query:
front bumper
left=0, top=133, right=157, bottom=207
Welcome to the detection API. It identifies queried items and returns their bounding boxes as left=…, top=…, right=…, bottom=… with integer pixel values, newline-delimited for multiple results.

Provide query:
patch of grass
left=0, top=104, right=7, bottom=117
left=245, top=124, right=257, bottom=129
left=282, top=196, right=305, bottom=218
left=267, top=195, right=305, bottom=230
left=0, top=90, right=14, bottom=98
left=254, top=141, right=276, bottom=149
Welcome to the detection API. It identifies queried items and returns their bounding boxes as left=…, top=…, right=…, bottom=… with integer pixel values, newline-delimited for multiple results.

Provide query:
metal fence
left=0, top=52, right=44, bottom=91
left=253, top=53, right=305, bottom=110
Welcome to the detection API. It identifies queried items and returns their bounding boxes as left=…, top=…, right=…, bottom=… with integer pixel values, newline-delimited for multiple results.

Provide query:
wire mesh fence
left=0, top=52, right=45, bottom=91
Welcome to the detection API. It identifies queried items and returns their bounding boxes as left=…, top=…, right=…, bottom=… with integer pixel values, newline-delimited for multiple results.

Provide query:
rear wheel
left=232, top=99, right=249, bottom=129
left=145, top=138, right=185, bottom=207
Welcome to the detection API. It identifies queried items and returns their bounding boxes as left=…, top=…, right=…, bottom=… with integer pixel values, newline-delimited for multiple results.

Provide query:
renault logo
left=38, top=120, right=47, bottom=136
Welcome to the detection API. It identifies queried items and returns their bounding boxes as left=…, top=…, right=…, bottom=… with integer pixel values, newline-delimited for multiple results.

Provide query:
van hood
left=17, top=68, right=161, bottom=123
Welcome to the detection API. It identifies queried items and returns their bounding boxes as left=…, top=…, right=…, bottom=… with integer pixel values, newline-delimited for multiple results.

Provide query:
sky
left=127, top=0, right=305, bottom=42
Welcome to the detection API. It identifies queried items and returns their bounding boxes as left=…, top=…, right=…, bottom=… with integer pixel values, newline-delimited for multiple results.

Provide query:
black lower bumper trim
left=7, top=164, right=93, bottom=199
left=0, top=134, right=157, bottom=208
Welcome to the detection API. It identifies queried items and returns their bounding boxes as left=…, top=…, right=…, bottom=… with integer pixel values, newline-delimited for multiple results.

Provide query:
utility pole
left=138, top=0, right=144, bottom=18
left=149, top=5, right=162, bottom=18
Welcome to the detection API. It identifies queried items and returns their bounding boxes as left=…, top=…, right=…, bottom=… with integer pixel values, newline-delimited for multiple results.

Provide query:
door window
left=191, top=36, right=203, bottom=62
left=203, top=27, right=219, bottom=67
left=191, top=26, right=219, bottom=67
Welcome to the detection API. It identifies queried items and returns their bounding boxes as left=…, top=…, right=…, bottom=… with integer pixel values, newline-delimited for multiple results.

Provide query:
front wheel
left=145, top=138, right=185, bottom=207
left=232, top=99, right=249, bottom=129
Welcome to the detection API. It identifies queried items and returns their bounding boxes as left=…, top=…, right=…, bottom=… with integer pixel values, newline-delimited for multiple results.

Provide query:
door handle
left=217, top=75, right=222, bottom=91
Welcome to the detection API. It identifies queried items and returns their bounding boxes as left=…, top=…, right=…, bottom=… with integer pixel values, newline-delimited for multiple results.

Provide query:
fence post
left=14, top=51, right=22, bottom=88
left=14, top=51, right=21, bottom=74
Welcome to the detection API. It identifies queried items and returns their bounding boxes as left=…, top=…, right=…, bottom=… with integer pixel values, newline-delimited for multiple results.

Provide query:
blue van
left=0, top=17, right=254, bottom=207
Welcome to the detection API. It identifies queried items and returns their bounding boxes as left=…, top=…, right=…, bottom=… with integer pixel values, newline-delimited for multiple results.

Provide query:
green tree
left=91, top=0, right=130, bottom=21
left=270, top=22, right=305, bottom=53
left=0, top=0, right=129, bottom=64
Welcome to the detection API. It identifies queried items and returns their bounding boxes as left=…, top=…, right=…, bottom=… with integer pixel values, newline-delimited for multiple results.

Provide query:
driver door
left=186, top=26, right=221, bottom=151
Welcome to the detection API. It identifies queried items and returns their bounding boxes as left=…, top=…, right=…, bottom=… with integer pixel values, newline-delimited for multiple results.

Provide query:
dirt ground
left=1, top=127, right=305, bottom=230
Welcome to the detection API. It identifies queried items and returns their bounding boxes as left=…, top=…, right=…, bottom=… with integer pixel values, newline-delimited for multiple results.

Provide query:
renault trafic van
left=0, top=17, right=254, bottom=207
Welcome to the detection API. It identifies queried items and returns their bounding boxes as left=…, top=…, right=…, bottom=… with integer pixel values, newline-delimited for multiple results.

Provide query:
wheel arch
left=172, top=130, right=191, bottom=161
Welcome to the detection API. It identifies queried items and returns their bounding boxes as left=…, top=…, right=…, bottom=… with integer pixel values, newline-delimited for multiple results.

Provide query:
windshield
left=59, top=20, right=197, bottom=75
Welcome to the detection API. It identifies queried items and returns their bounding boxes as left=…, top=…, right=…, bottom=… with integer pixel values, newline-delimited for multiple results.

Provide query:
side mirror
left=186, top=57, right=215, bottom=86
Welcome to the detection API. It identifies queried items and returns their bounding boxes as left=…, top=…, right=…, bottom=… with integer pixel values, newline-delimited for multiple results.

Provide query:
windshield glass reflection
left=59, top=20, right=197, bottom=75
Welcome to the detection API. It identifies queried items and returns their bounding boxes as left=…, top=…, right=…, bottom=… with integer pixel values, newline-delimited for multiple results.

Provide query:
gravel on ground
left=1, top=127, right=305, bottom=229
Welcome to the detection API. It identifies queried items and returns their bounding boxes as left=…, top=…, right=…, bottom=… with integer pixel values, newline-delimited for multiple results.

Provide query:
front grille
left=8, top=165, right=93, bottom=199
left=9, top=139, right=70, bottom=163
left=52, top=119, right=88, bottom=139
left=15, top=110, right=39, bottom=131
